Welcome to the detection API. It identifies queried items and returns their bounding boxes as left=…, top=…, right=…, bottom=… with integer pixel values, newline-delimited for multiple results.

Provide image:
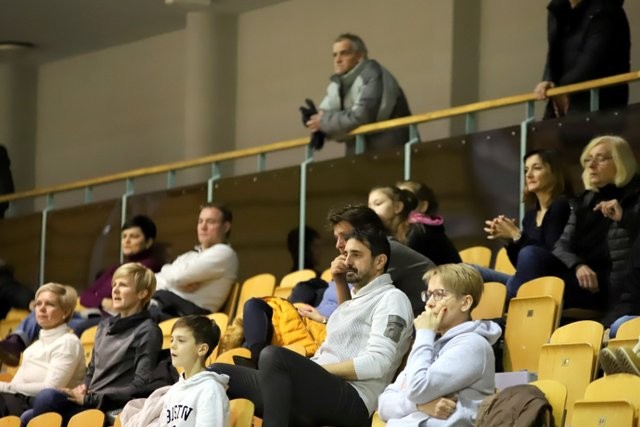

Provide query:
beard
left=345, top=268, right=365, bottom=286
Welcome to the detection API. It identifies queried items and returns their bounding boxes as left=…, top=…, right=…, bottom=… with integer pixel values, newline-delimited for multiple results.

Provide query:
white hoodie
left=159, top=371, right=230, bottom=427
left=378, top=320, right=502, bottom=427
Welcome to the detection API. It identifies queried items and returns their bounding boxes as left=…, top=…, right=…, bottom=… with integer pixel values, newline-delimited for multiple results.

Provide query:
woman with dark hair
left=553, top=135, right=640, bottom=318
left=483, top=149, right=573, bottom=298
left=0, top=215, right=165, bottom=366
left=368, top=185, right=460, bottom=265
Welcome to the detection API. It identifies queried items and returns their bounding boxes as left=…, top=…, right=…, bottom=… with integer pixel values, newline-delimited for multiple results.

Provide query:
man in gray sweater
left=305, top=33, right=413, bottom=154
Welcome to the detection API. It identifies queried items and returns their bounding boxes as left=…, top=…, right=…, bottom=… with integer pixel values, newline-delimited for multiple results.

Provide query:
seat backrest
left=549, top=320, right=604, bottom=377
left=220, top=281, right=241, bottom=320
left=158, top=317, right=180, bottom=350
left=583, top=373, right=640, bottom=410
left=206, top=312, right=229, bottom=362
left=0, top=416, right=21, bottom=427
left=503, top=296, right=557, bottom=372
left=571, top=400, right=634, bottom=427
left=321, top=268, right=332, bottom=283
left=67, top=409, right=105, bottom=427
left=215, top=347, right=251, bottom=365
left=236, top=274, right=276, bottom=317
left=537, top=343, right=595, bottom=423
left=517, top=276, right=565, bottom=327
left=493, top=247, right=516, bottom=275
left=26, top=412, right=62, bottom=427
left=616, top=317, right=640, bottom=340
left=80, top=325, right=99, bottom=365
left=230, top=398, right=255, bottom=427
left=472, top=281, right=507, bottom=320
left=458, top=246, right=492, bottom=268
left=279, top=269, right=316, bottom=288
left=530, top=379, right=567, bottom=427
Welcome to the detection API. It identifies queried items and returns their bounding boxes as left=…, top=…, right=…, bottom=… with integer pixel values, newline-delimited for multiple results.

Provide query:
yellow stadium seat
left=80, top=325, right=98, bottom=365
left=493, top=247, right=516, bottom=275
left=530, top=379, right=567, bottom=427
left=0, top=416, right=20, bottom=427
left=471, top=281, right=507, bottom=320
left=236, top=274, right=276, bottom=319
left=571, top=400, right=634, bottom=427
left=230, top=398, right=254, bottom=427
left=458, top=246, right=492, bottom=268
left=26, top=412, right=62, bottom=427
left=68, top=409, right=105, bottom=427
left=516, top=276, right=564, bottom=328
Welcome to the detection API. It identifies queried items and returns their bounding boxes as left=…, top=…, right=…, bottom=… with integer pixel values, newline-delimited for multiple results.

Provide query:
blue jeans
left=610, top=315, right=639, bottom=338
left=473, top=245, right=567, bottom=299
left=20, top=389, right=85, bottom=427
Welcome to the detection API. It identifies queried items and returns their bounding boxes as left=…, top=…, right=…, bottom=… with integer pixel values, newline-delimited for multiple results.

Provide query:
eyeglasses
left=582, top=155, right=613, bottom=167
left=421, top=289, right=450, bottom=302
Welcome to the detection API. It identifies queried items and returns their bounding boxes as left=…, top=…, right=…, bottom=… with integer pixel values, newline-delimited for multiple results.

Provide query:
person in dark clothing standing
left=534, top=0, right=631, bottom=119
left=0, top=145, right=15, bottom=218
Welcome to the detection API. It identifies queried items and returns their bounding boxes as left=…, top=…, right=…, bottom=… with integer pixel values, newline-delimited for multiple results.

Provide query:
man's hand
left=305, top=111, right=324, bottom=132
left=576, top=264, right=599, bottom=293
left=60, top=383, right=87, bottom=405
left=534, top=81, right=554, bottom=100
left=414, top=306, right=445, bottom=331
left=296, top=303, right=325, bottom=323
left=176, top=282, right=203, bottom=293
left=330, top=254, right=348, bottom=281
left=417, top=395, right=458, bottom=419
left=594, top=200, right=623, bottom=222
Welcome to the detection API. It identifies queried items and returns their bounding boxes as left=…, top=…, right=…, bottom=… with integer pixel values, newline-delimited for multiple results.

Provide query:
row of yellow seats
left=459, top=245, right=516, bottom=275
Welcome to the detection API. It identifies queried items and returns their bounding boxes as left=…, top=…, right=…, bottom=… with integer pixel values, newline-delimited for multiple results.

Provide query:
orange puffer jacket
left=264, top=297, right=327, bottom=357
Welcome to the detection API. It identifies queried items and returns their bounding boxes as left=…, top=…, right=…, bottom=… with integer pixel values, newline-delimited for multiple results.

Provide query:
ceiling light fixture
left=0, top=41, right=35, bottom=52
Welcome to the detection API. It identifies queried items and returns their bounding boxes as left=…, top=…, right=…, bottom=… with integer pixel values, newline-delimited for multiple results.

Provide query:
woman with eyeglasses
left=378, top=264, right=501, bottom=426
left=553, top=135, right=640, bottom=323
left=482, top=149, right=573, bottom=298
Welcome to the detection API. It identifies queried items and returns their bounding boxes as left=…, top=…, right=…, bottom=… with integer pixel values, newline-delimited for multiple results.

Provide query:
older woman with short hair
left=553, top=135, right=640, bottom=321
left=0, top=283, right=85, bottom=417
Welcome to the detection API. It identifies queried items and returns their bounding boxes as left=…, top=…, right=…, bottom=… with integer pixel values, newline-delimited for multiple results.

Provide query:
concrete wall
left=20, top=0, right=640, bottom=193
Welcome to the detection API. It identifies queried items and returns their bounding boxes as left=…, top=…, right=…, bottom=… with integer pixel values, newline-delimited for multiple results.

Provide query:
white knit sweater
left=312, top=273, right=414, bottom=414
left=0, top=323, right=85, bottom=396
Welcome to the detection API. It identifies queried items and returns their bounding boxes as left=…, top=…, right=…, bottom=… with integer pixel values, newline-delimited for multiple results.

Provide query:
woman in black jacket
left=552, top=135, right=640, bottom=321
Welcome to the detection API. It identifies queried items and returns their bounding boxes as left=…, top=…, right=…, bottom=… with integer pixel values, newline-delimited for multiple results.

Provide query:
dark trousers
left=0, top=392, right=33, bottom=417
left=149, top=290, right=211, bottom=322
left=507, top=245, right=567, bottom=298
left=242, top=298, right=274, bottom=364
left=209, top=346, right=369, bottom=427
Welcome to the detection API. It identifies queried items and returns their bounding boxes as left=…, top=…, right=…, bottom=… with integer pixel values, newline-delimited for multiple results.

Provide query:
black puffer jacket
left=553, top=174, right=640, bottom=320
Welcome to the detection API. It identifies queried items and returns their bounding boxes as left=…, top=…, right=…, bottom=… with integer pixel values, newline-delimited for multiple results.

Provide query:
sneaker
left=616, top=347, right=640, bottom=376
left=232, top=355, right=258, bottom=369
left=599, top=347, right=624, bottom=375
left=0, top=334, right=25, bottom=367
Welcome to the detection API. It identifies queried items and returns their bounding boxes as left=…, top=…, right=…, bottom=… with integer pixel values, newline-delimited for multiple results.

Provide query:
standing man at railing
left=149, top=202, right=239, bottom=321
left=305, top=33, right=413, bottom=154
left=534, top=0, right=630, bottom=119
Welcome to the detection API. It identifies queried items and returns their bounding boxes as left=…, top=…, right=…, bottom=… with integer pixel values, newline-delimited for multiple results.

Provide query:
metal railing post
left=519, top=101, right=536, bottom=223
left=298, top=145, right=314, bottom=270
left=403, top=125, right=421, bottom=180
left=84, top=186, right=93, bottom=203
left=207, top=163, right=222, bottom=203
left=38, top=194, right=55, bottom=285
left=257, top=153, right=267, bottom=172
left=590, top=88, right=600, bottom=112
left=465, top=112, right=476, bottom=134
left=355, top=135, right=365, bottom=155
left=120, top=178, right=135, bottom=263
left=167, top=170, right=176, bottom=189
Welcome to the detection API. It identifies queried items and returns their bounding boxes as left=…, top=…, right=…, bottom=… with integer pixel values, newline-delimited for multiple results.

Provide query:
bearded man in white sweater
left=209, top=227, right=414, bottom=426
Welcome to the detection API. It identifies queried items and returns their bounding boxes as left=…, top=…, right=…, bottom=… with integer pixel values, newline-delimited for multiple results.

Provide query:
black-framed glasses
left=582, top=154, right=613, bottom=167
left=421, top=289, right=449, bottom=302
